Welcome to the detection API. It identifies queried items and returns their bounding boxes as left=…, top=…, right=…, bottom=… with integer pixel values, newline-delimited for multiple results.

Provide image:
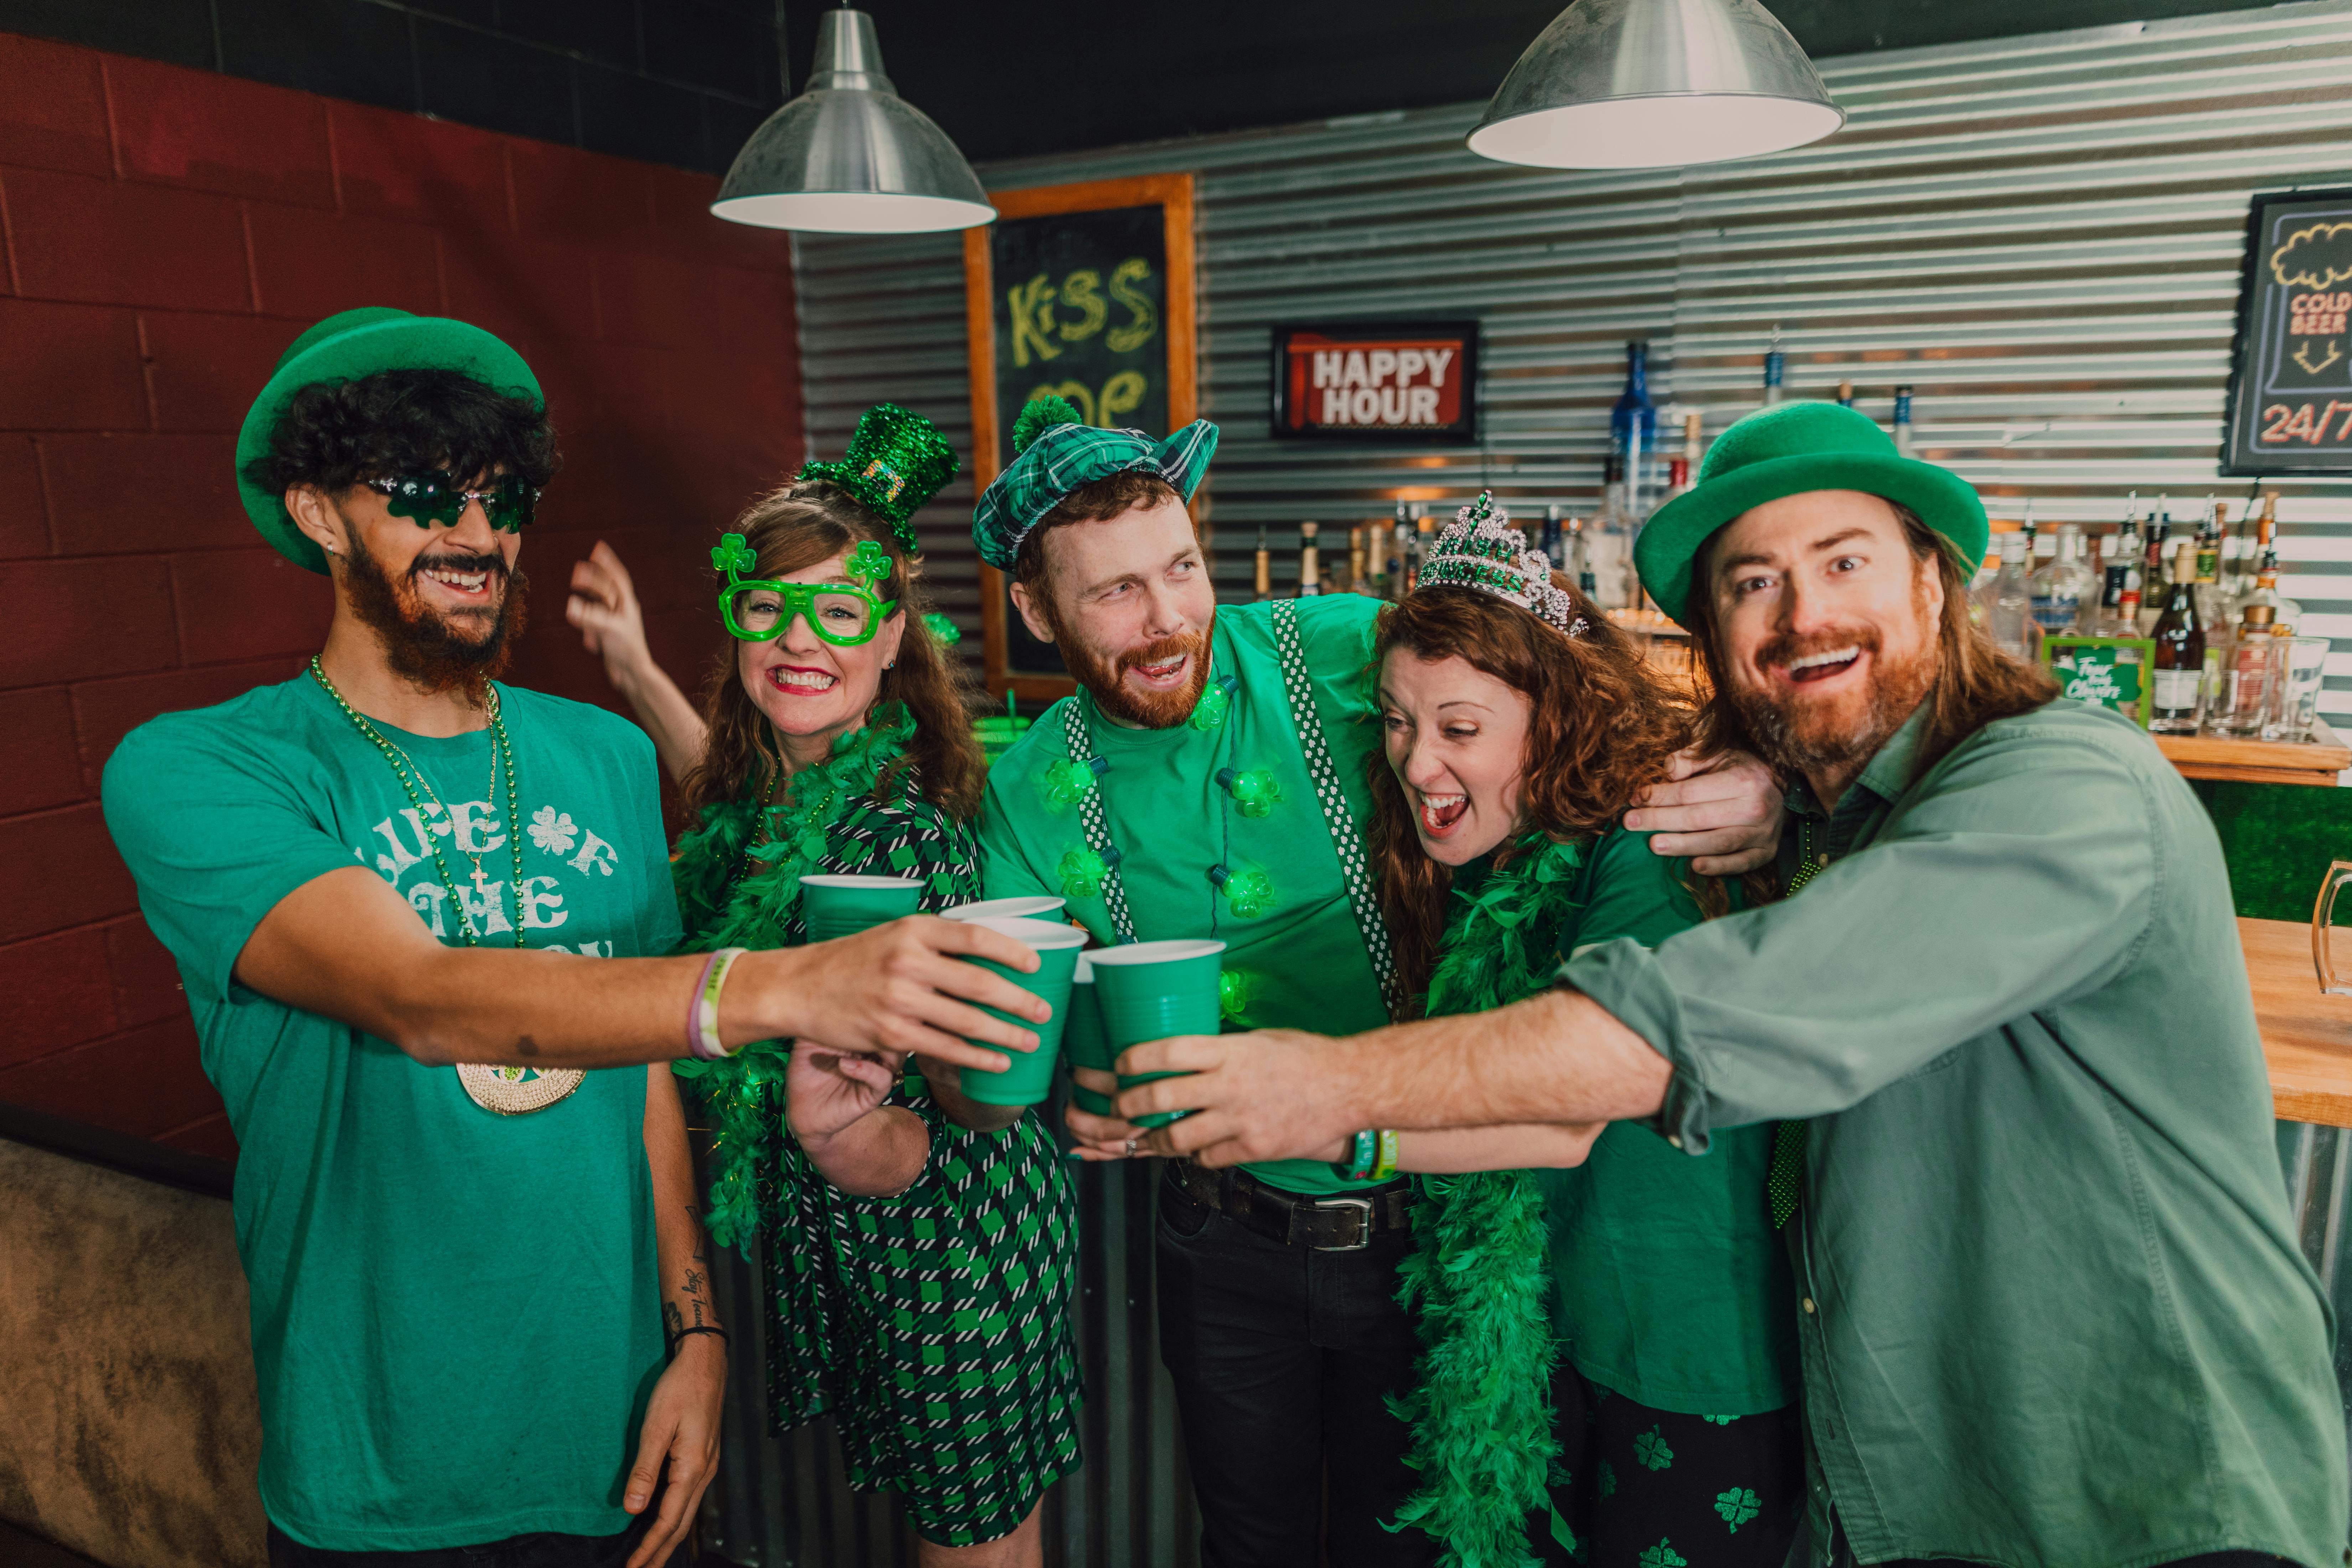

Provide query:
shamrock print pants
left=1536, top=1367, right=1802, bottom=1568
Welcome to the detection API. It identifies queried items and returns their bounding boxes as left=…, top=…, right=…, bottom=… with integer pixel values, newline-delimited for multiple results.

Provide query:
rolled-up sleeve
left=1561, top=720, right=2160, bottom=1154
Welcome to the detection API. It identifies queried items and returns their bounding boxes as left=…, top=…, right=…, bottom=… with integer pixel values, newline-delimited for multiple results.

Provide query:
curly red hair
left=1368, top=581, right=1706, bottom=1011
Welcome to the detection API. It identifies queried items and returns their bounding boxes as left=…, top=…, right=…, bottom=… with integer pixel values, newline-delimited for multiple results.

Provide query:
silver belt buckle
left=1312, top=1195, right=1374, bottom=1251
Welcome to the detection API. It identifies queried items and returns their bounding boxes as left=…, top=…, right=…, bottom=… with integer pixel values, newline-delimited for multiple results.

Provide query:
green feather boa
left=1390, top=832, right=1584, bottom=1568
left=667, top=703, right=916, bottom=1251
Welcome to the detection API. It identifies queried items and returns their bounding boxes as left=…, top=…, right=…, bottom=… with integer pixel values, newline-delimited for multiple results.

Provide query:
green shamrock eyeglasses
left=364, top=471, right=540, bottom=532
left=713, top=534, right=900, bottom=646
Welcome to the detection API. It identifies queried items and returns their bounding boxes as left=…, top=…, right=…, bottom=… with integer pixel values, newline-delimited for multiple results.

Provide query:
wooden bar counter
left=2161, top=720, right=2348, bottom=788
left=2249, top=917, right=2352, bottom=1128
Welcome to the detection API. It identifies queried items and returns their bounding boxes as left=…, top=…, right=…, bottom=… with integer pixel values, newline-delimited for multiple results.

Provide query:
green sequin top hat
left=971, top=394, right=1219, bottom=571
left=1419, top=492, right=1588, bottom=637
left=236, top=307, right=544, bottom=576
left=1634, top=401, right=1989, bottom=626
left=794, top=402, right=958, bottom=558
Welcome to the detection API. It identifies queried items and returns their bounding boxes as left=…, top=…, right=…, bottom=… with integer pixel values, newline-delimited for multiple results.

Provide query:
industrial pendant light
left=1468, top=0, right=1843, bottom=170
left=712, top=7, right=994, bottom=234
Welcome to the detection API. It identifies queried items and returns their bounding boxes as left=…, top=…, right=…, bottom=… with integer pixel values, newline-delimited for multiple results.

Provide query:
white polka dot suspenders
left=1059, top=696, right=1139, bottom=945
left=1267, top=601, right=1402, bottom=1021
left=1057, top=600, right=1402, bottom=1021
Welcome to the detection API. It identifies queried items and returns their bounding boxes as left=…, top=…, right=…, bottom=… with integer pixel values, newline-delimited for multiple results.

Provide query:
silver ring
left=1124, top=1138, right=1139, bottom=1158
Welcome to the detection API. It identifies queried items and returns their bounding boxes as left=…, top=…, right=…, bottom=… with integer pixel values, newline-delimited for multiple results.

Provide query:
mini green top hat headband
left=793, top=402, right=959, bottom=557
left=713, top=534, right=901, bottom=646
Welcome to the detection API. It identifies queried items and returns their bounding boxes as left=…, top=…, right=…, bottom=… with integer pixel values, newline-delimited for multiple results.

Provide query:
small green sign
left=2042, top=635, right=2155, bottom=729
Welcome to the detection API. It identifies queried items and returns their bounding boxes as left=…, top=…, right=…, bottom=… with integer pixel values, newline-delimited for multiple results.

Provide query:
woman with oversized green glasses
left=567, top=404, right=1082, bottom=1567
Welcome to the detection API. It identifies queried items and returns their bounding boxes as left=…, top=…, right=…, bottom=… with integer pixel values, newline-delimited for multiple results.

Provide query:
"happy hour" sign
left=1271, top=321, right=1480, bottom=443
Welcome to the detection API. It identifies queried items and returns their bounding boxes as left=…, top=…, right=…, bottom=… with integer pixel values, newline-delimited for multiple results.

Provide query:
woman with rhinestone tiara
left=566, top=405, right=1078, bottom=1566
left=1337, top=496, right=1802, bottom=1568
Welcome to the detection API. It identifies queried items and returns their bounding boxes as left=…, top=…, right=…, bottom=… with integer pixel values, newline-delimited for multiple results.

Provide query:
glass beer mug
left=2318, top=860, right=2352, bottom=995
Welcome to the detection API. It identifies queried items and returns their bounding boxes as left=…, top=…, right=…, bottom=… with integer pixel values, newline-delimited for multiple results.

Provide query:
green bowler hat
left=1634, top=402, right=1988, bottom=626
left=235, top=307, right=543, bottom=575
left=972, top=394, right=1218, bottom=571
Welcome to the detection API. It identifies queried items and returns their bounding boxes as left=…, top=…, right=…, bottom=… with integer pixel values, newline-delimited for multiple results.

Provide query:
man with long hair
left=971, top=396, right=1786, bottom=1568
left=99, top=310, right=1049, bottom=1567
left=1115, top=403, right=2348, bottom=1568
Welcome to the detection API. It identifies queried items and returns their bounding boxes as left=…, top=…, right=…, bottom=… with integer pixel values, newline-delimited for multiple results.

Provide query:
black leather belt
left=1168, top=1158, right=1416, bottom=1252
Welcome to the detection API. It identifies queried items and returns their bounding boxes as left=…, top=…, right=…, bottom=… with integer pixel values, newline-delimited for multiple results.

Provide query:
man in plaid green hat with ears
left=99, top=310, right=1053, bottom=1567
left=972, top=396, right=1788, bottom=1568
left=1116, top=401, right=2348, bottom=1568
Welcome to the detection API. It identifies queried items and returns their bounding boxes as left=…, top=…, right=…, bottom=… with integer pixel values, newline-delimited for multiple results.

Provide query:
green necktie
left=1767, top=818, right=1827, bottom=1230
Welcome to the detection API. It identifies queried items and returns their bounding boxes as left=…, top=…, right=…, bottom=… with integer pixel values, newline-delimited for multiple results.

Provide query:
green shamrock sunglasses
left=713, top=533, right=900, bottom=646
left=364, top=470, right=540, bottom=532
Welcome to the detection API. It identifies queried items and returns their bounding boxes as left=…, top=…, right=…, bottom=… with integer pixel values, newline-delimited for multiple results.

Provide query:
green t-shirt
left=978, top=595, right=1389, bottom=1194
left=1520, top=828, right=1797, bottom=1415
left=100, top=676, right=682, bottom=1551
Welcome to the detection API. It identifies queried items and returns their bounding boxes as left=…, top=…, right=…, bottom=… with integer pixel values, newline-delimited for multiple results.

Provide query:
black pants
left=1154, top=1167, right=1436, bottom=1568
left=265, top=1510, right=686, bottom=1568
left=1535, top=1368, right=1803, bottom=1567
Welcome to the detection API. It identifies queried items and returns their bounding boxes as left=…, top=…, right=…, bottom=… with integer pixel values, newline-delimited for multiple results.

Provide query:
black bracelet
left=669, top=1324, right=730, bottom=1352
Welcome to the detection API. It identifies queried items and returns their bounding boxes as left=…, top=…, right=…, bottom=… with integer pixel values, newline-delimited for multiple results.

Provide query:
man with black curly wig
left=98, top=309, right=1056, bottom=1567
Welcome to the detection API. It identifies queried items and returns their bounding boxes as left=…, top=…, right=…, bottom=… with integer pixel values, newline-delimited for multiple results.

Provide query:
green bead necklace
left=308, top=655, right=526, bottom=947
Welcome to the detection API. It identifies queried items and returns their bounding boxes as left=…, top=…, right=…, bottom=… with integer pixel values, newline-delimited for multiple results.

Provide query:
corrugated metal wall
left=720, top=7, right=2352, bottom=1563
left=794, top=0, right=2352, bottom=721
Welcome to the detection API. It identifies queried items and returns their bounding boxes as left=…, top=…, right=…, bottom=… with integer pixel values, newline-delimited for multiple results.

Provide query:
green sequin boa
left=1390, top=832, right=1582, bottom=1568
left=668, top=702, right=916, bottom=1250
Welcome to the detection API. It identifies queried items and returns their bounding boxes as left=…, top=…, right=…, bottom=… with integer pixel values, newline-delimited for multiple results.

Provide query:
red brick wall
left=0, top=32, right=804, bottom=1162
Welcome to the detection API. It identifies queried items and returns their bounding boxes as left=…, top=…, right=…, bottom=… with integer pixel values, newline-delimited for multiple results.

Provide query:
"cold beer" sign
left=1271, top=321, right=1479, bottom=443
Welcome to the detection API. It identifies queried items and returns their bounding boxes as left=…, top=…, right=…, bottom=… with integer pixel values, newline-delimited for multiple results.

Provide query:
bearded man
left=99, top=309, right=1049, bottom=1568
left=1115, top=402, right=2349, bottom=1568
left=972, top=396, right=1785, bottom=1568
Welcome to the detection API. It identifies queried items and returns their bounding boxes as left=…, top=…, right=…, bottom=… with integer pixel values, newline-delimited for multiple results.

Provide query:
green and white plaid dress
left=671, top=770, right=1082, bottom=1546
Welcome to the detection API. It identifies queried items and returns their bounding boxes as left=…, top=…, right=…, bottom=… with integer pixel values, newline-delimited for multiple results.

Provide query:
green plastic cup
left=956, top=916, right=1087, bottom=1107
left=940, top=894, right=1068, bottom=923
left=1089, top=939, right=1224, bottom=1129
left=1061, top=954, right=1112, bottom=1072
left=1071, top=1083, right=1116, bottom=1117
left=798, top=874, right=923, bottom=943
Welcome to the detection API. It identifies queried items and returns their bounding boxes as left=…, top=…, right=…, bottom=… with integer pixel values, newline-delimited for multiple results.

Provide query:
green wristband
left=1338, top=1129, right=1379, bottom=1182
left=1372, top=1128, right=1401, bottom=1182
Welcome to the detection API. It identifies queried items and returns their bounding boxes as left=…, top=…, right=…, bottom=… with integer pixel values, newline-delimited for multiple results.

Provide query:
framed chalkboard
left=2224, top=185, right=2352, bottom=475
left=964, top=174, right=1197, bottom=700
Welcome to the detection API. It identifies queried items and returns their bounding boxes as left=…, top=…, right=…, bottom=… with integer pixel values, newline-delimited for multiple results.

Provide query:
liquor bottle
left=1762, top=326, right=1785, bottom=407
left=2237, top=538, right=2302, bottom=631
left=1836, top=378, right=1855, bottom=408
left=2193, top=499, right=2224, bottom=625
left=1253, top=526, right=1270, bottom=600
left=1892, top=386, right=1916, bottom=458
left=2138, top=504, right=2168, bottom=635
left=1981, top=533, right=2033, bottom=658
left=1541, top=504, right=1565, bottom=572
left=2221, top=498, right=2253, bottom=604
left=2216, top=603, right=2283, bottom=737
left=2149, top=543, right=2206, bottom=734
left=1297, top=522, right=1321, bottom=597
left=1588, top=458, right=1633, bottom=610
left=1679, top=412, right=1703, bottom=495
left=1569, top=515, right=1597, bottom=598
left=1347, top=525, right=1366, bottom=594
left=2030, top=523, right=2095, bottom=637
left=1365, top=514, right=1391, bottom=600
left=1611, top=342, right=1657, bottom=522
left=2100, top=493, right=2141, bottom=623
left=1416, top=511, right=1436, bottom=590
left=1401, top=505, right=1424, bottom=595
left=2018, top=499, right=2038, bottom=568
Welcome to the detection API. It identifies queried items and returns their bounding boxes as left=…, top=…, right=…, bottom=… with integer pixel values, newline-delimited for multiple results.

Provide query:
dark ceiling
left=0, top=0, right=2296, bottom=176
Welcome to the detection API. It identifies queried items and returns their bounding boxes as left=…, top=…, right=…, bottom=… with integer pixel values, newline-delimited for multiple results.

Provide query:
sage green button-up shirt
left=1561, top=699, right=2346, bottom=1568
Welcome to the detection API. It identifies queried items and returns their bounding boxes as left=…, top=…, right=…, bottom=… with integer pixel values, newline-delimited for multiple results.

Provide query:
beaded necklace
left=308, top=655, right=569, bottom=1116
left=308, top=655, right=525, bottom=947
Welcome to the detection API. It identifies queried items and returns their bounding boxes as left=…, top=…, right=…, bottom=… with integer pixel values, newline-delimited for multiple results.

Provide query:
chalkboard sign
left=964, top=175, right=1197, bottom=699
left=2224, top=186, right=2352, bottom=474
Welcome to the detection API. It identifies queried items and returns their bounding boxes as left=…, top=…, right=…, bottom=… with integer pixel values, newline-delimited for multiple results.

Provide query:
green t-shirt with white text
left=101, top=676, right=681, bottom=1552
left=978, top=595, right=1389, bottom=1194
